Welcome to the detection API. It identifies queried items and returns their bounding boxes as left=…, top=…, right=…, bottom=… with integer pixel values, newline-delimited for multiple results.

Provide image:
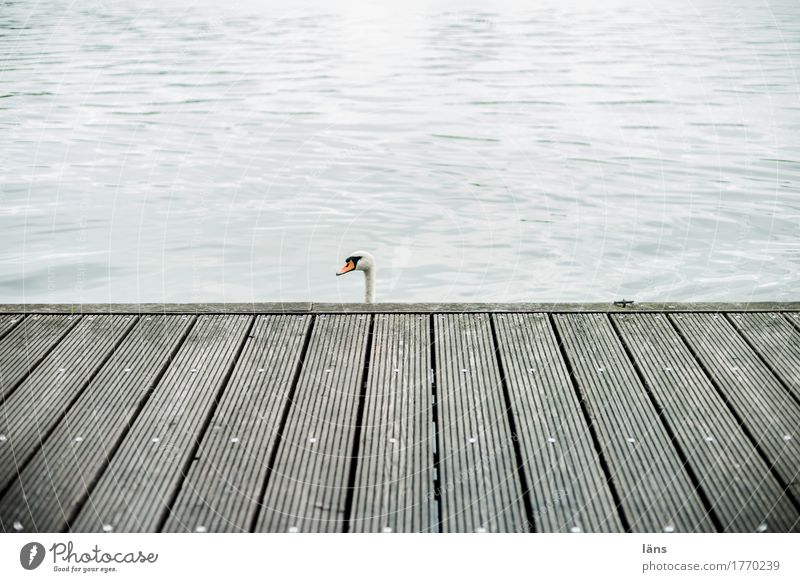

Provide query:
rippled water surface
left=1, top=0, right=799, bottom=303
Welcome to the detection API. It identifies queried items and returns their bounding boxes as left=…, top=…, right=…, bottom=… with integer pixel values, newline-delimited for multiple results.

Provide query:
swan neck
left=364, top=268, right=375, bottom=304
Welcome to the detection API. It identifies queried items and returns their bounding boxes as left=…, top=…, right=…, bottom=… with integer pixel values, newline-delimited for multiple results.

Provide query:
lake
left=1, top=0, right=798, bottom=303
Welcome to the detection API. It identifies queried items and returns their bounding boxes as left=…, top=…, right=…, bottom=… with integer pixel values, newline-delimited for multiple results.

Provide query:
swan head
left=336, top=250, right=375, bottom=277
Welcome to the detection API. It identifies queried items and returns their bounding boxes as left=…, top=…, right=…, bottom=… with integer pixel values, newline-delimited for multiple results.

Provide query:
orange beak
left=336, top=260, right=355, bottom=276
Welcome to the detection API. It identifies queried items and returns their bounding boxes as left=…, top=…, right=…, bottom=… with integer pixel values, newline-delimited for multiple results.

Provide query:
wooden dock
left=0, top=303, right=798, bottom=533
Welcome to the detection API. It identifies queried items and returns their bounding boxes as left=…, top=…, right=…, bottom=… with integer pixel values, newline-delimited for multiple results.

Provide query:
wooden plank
left=254, top=314, right=370, bottom=532
left=0, top=315, right=81, bottom=401
left=315, top=302, right=800, bottom=313
left=553, top=314, right=715, bottom=532
left=349, top=314, right=436, bottom=533
left=493, top=313, right=624, bottom=532
left=671, top=313, right=800, bottom=503
left=0, top=315, right=194, bottom=533
left=162, top=315, right=311, bottom=533
left=0, top=315, right=136, bottom=495
left=0, top=303, right=313, bottom=315
left=0, top=314, right=23, bottom=340
left=613, top=314, right=799, bottom=532
left=69, top=315, right=252, bottom=533
left=2, top=302, right=800, bottom=314
left=434, top=313, right=528, bottom=533
left=727, top=313, right=800, bottom=402
left=787, top=313, right=800, bottom=332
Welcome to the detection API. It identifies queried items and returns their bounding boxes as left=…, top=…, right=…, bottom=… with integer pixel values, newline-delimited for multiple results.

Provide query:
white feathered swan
left=336, top=250, right=376, bottom=303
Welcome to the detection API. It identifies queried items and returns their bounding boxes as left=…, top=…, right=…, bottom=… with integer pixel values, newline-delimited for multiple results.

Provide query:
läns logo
left=20, top=542, right=46, bottom=570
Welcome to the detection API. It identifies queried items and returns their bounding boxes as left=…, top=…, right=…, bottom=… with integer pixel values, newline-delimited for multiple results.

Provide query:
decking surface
left=0, top=305, right=798, bottom=533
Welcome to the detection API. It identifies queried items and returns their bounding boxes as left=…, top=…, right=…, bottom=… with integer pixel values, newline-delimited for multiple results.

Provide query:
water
left=1, top=0, right=798, bottom=304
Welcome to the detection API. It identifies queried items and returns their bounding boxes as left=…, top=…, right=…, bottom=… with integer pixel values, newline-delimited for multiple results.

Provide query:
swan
left=336, top=250, right=376, bottom=303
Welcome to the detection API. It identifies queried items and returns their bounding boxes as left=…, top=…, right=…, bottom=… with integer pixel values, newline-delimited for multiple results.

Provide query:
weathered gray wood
left=2, top=302, right=799, bottom=314
left=727, top=313, right=800, bottom=402
left=0, top=315, right=23, bottom=341
left=314, top=302, right=800, bottom=314
left=163, top=315, right=311, bottom=533
left=0, top=315, right=136, bottom=495
left=0, top=315, right=194, bottom=533
left=254, top=314, right=370, bottom=532
left=493, top=313, right=624, bottom=532
left=787, top=313, right=800, bottom=332
left=613, top=314, right=799, bottom=532
left=671, top=313, right=800, bottom=503
left=69, top=315, right=252, bottom=533
left=0, top=315, right=81, bottom=401
left=0, top=303, right=313, bottom=314
left=350, top=314, right=436, bottom=533
left=434, top=314, right=528, bottom=533
left=553, top=314, right=715, bottom=532
left=1, top=305, right=797, bottom=534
